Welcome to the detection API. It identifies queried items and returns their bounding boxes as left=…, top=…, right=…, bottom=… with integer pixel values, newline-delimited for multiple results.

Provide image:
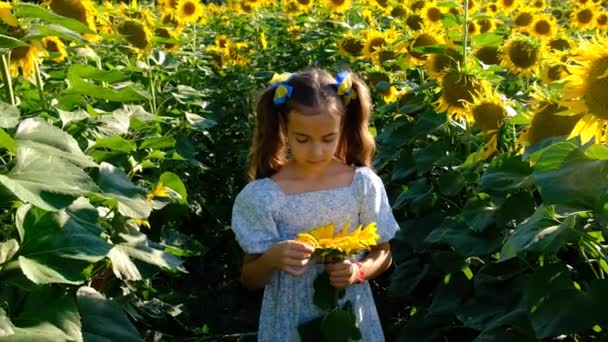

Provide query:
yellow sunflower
left=367, top=69, right=398, bottom=103
left=559, top=37, right=608, bottom=144
left=409, top=0, right=426, bottom=12
left=116, top=19, right=153, bottom=54
left=531, top=0, right=545, bottom=9
left=175, top=0, right=204, bottom=24
left=476, top=18, right=495, bottom=34
left=406, top=26, right=445, bottom=66
left=337, top=32, right=365, bottom=59
left=10, top=41, right=46, bottom=78
left=155, top=27, right=181, bottom=52
left=464, top=88, right=507, bottom=132
left=0, top=2, right=19, bottom=27
left=435, top=67, right=490, bottom=122
left=596, top=11, right=608, bottom=31
left=362, top=29, right=394, bottom=60
left=390, top=4, right=408, bottom=19
left=497, top=0, right=520, bottom=12
left=512, top=8, right=536, bottom=29
left=405, top=13, right=424, bottom=30
left=295, top=0, right=314, bottom=11
left=43, top=0, right=97, bottom=33
left=425, top=43, right=462, bottom=79
left=420, top=1, right=444, bottom=28
left=42, top=36, right=67, bottom=63
left=529, top=13, right=557, bottom=40
left=547, top=36, right=574, bottom=52
left=325, top=0, right=351, bottom=13
left=526, top=93, right=583, bottom=145
left=474, top=45, right=501, bottom=65
left=570, top=5, right=596, bottom=30
left=500, top=35, right=543, bottom=77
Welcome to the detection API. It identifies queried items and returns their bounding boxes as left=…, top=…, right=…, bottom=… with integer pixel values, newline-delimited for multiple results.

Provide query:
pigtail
left=338, top=75, right=376, bottom=167
left=247, top=88, right=287, bottom=180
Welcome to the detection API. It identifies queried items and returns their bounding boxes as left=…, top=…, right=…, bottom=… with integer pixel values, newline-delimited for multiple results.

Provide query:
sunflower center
left=410, top=0, right=425, bottom=11
left=182, top=2, right=196, bottom=15
left=597, top=14, right=608, bottom=25
left=577, top=9, right=593, bottom=24
left=406, top=14, right=423, bottom=30
left=409, top=33, right=438, bottom=60
left=514, top=12, right=533, bottom=26
left=46, top=41, right=59, bottom=52
left=473, top=102, right=505, bottom=131
left=375, top=0, right=390, bottom=8
left=10, top=46, right=30, bottom=60
left=391, top=5, right=407, bottom=18
left=331, top=0, right=346, bottom=6
left=583, top=56, right=608, bottom=119
left=489, top=4, right=497, bottom=12
left=528, top=102, right=582, bottom=144
left=117, top=21, right=150, bottom=49
left=297, top=0, right=311, bottom=5
left=508, top=40, right=538, bottom=69
left=441, top=73, right=482, bottom=110
left=502, top=0, right=514, bottom=7
left=549, top=38, right=571, bottom=51
left=341, top=37, right=364, bottom=55
left=534, top=20, right=551, bottom=35
left=475, top=46, right=500, bottom=65
left=478, top=19, right=493, bottom=33
left=533, top=0, right=544, bottom=7
left=425, top=7, right=442, bottom=22
left=546, top=64, right=566, bottom=82
left=427, top=54, right=452, bottom=76
left=368, top=37, right=387, bottom=53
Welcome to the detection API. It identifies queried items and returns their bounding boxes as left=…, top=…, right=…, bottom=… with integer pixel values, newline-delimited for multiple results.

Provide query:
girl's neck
left=284, top=158, right=341, bottom=180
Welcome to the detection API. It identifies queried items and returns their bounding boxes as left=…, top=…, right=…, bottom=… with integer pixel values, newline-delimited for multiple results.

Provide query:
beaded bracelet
left=352, top=261, right=366, bottom=283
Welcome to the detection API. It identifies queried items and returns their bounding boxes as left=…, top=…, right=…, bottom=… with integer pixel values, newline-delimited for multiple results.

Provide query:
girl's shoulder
left=353, top=166, right=383, bottom=186
left=236, top=177, right=275, bottom=200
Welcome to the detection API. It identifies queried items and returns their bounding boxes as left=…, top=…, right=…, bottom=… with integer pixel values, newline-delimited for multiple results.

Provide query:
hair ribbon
left=335, top=70, right=357, bottom=104
left=269, top=72, right=294, bottom=105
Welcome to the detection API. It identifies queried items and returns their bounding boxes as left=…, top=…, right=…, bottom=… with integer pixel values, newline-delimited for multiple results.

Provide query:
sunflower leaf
left=13, top=4, right=94, bottom=34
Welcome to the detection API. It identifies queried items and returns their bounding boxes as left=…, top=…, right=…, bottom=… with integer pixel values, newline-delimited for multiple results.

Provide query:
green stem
left=148, top=58, right=157, bottom=115
left=462, top=0, right=470, bottom=66
left=0, top=53, right=15, bottom=106
left=34, top=61, right=47, bottom=109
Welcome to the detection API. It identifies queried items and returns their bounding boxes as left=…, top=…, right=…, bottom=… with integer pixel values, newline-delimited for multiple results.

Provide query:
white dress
left=231, top=167, right=400, bottom=341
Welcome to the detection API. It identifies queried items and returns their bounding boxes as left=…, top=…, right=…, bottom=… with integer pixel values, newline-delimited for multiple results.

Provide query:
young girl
left=231, top=68, right=399, bottom=341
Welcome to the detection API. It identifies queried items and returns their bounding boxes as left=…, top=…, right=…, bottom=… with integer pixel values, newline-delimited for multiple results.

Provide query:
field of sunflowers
left=1, top=0, right=608, bottom=340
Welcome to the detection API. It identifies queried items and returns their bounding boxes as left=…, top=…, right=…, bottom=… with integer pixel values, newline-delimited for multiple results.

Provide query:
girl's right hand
left=268, top=240, right=315, bottom=276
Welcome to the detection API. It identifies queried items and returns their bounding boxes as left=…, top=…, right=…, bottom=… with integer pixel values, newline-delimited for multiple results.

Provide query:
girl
left=231, top=68, right=399, bottom=341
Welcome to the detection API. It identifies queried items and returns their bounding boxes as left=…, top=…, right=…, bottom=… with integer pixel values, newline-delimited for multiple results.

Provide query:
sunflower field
left=1, top=0, right=608, bottom=340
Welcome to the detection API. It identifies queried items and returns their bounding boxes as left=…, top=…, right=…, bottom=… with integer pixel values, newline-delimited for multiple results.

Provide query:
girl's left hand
left=325, top=260, right=360, bottom=289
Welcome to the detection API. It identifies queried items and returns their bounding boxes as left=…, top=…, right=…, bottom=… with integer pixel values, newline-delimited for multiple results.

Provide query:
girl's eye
left=296, top=139, right=307, bottom=143
left=323, top=138, right=336, bottom=143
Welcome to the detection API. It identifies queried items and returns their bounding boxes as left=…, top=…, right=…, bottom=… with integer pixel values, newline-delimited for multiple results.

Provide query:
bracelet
left=352, top=261, right=366, bottom=283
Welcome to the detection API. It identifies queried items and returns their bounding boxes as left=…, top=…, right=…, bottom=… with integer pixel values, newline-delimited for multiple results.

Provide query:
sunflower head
left=390, top=4, right=408, bottom=18
left=463, top=89, right=507, bottom=132
left=425, top=44, right=462, bottom=79
left=420, top=1, right=443, bottom=28
left=547, top=36, right=574, bottom=52
left=498, top=0, right=520, bottom=12
left=175, top=0, right=204, bottom=24
left=529, top=13, right=556, bottom=40
left=405, top=13, right=423, bottom=30
left=474, top=45, right=501, bottom=65
left=10, top=41, right=46, bottom=78
left=570, top=5, right=596, bottom=30
left=116, top=19, right=152, bottom=54
left=407, top=26, right=444, bottom=65
left=527, top=98, right=583, bottom=145
left=541, top=57, right=570, bottom=84
left=597, top=12, right=608, bottom=31
left=512, top=8, right=535, bottom=28
left=435, top=67, right=489, bottom=122
left=155, top=27, right=181, bottom=52
left=337, top=33, right=364, bottom=59
left=42, top=36, right=67, bottom=63
left=325, top=0, right=351, bottom=14
left=44, top=0, right=97, bottom=31
left=500, top=34, right=543, bottom=76
left=363, top=29, right=393, bottom=59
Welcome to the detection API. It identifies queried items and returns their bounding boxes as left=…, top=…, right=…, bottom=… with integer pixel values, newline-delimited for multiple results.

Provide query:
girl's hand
left=325, top=260, right=361, bottom=289
left=269, top=240, right=314, bottom=276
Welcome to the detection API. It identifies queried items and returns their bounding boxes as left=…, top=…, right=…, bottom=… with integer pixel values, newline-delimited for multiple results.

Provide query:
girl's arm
left=325, top=241, right=393, bottom=289
left=241, top=240, right=314, bottom=289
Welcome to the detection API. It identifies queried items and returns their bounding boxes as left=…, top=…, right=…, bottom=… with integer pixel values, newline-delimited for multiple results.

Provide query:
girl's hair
left=247, top=68, right=376, bottom=180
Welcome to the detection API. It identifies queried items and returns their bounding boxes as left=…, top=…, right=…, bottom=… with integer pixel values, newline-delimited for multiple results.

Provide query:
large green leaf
left=14, top=4, right=94, bottom=34
left=0, top=147, right=97, bottom=211
left=533, top=141, right=608, bottom=209
left=68, top=65, right=129, bottom=83
left=159, top=172, right=187, bottom=204
left=66, top=68, right=149, bottom=102
left=0, top=34, right=28, bottom=49
left=0, top=240, right=18, bottom=265
left=462, top=193, right=496, bottom=232
left=7, top=287, right=82, bottom=342
left=480, top=153, right=534, bottom=194
left=425, top=219, right=503, bottom=257
left=93, top=136, right=137, bottom=154
left=96, top=162, right=151, bottom=219
left=0, top=102, right=20, bottom=129
left=0, top=308, right=15, bottom=336
left=413, top=142, right=447, bottom=173
left=76, top=286, right=143, bottom=342
left=0, top=128, right=17, bottom=154
left=14, top=203, right=111, bottom=285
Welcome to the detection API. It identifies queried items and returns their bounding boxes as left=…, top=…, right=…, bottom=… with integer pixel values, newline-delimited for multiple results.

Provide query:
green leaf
left=66, top=69, right=149, bottom=102
left=471, top=33, right=504, bottom=48
left=9, top=286, right=82, bottom=341
left=27, top=24, right=88, bottom=44
left=313, top=272, right=343, bottom=310
left=480, top=153, right=534, bottom=194
left=139, top=136, right=176, bottom=150
left=391, top=150, right=416, bottom=182
left=534, top=141, right=608, bottom=209
left=500, top=206, right=576, bottom=261
left=57, top=108, right=89, bottom=128
left=159, top=172, right=187, bottom=204
left=15, top=202, right=111, bottom=284
left=584, top=144, right=608, bottom=160
left=462, top=193, right=496, bottom=232
left=14, top=4, right=94, bottom=34
left=0, top=239, right=19, bottom=265
left=393, top=178, right=434, bottom=212
left=0, top=34, right=28, bottom=49
left=0, top=308, right=15, bottom=336
left=96, top=162, right=151, bottom=219
left=413, top=142, right=447, bottom=173
left=87, top=110, right=131, bottom=138
left=185, top=112, right=217, bottom=131
left=0, top=102, right=20, bottom=129
left=425, top=219, right=503, bottom=257
left=77, top=286, right=143, bottom=342
left=0, top=128, right=17, bottom=154
left=68, top=65, right=128, bottom=83
left=93, top=136, right=136, bottom=154
left=437, top=170, right=465, bottom=197
left=0, top=147, right=98, bottom=211
left=496, top=191, right=536, bottom=228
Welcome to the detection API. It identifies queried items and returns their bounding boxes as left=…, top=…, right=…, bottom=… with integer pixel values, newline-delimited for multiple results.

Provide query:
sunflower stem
left=147, top=58, right=157, bottom=115
left=462, top=0, right=470, bottom=66
left=0, top=53, right=15, bottom=106
left=34, top=61, right=47, bottom=109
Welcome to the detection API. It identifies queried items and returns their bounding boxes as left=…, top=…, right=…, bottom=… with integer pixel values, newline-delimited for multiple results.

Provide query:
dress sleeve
left=357, top=167, right=400, bottom=243
left=231, top=181, right=280, bottom=254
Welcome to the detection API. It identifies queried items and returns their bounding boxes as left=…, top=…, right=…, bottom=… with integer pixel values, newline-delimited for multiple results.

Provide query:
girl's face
left=286, top=110, right=341, bottom=172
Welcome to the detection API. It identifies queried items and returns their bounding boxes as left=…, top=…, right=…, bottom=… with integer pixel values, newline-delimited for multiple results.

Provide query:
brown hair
left=247, top=68, right=376, bottom=180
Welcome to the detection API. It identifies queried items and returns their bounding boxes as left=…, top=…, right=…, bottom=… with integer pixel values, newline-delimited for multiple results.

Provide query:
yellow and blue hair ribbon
left=335, top=70, right=357, bottom=104
left=269, top=72, right=294, bottom=105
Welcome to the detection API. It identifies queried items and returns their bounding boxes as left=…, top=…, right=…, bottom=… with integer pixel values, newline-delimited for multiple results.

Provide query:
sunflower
left=391, top=4, right=408, bottom=18
left=10, top=41, right=46, bottom=78
left=464, top=88, right=507, bottom=132
left=596, top=11, right=608, bottom=31
left=373, top=0, right=391, bottom=12
left=214, top=34, right=231, bottom=49
left=435, top=67, right=489, bottom=122
left=526, top=94, right=583, bottom=145
left=0, top=2, right=19, bottom=27
left=406, top=26, right=445, bottom=66
left=43, top=0, right=97, bottom=33
left=500, top=35, right=543, bottom=77
left=512, top=8, right=536, bottom=28
left=559, top=37, right=608, bottom=144
left=570, top=5, right=596, bottom=30
left=174, top=0, right=203, bottom=24
left=541, top=60, right=569, bottom=85
left=325, top=0, right=351, bottom=13
left=476, top=18, right=495, bottom=34
left=547, top=36, right=574, bottom=52
left=405, top=13, right=424, bottom=30
left=155, top=27, right=181, bottom=52
left=116, top=19, right=152, bottom=54
left=420, top=1, right=444, bottom=28
left=362, top=29, right=393, bottom=60
left=295, top=0, right=314, bottom=11
left=482, top=3, right=499, bottom=16
left=425, top=44, right=462, bottom=79
left=467, top=20, right=480, bottom=36
left=474, top=45, right=501, bottom=65
left=531, top=0, right=545, bottom=9
left=409, top=0, right=426, bottom=12
left=497, top=0, right=520, bottom=12
left=529, top=13, right=557, bottom=40
left=367, top=69, right=398, bottom=103
left=42, top=36, right=67, bottom=63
